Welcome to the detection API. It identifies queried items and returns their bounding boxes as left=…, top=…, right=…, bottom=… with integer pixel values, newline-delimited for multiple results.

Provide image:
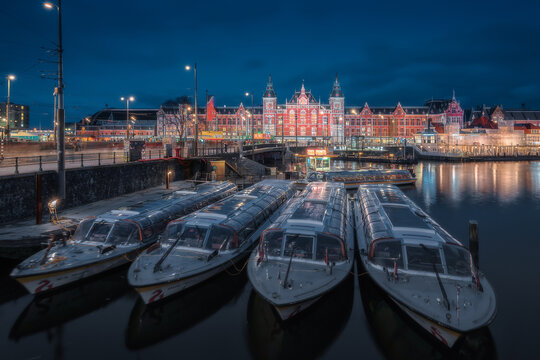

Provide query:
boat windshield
left=72, top=219, right=139, bottom=245
left=72, top=218, right=95, bottom=242
left=443, top=244, right=472, bottom=276
left=165, top=223, right=208, bottom=248
left=370, top=239, right=404, bottom=268
left=205, top=226, right=236, bottom=250
left=406, top=245, right=443, bottom=272
left=316, top=234, right=346, bottom=262
left=284, top=235, right=314, bottom=260
left=262, top=230, right=284, bottom=257
left=83, top=221, right=113, bottom=243
left=107, top=221, right=140, bottom=245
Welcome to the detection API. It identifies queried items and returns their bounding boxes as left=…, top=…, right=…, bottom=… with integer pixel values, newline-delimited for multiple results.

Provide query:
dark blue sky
left=1, top=0, right=539, bottom=128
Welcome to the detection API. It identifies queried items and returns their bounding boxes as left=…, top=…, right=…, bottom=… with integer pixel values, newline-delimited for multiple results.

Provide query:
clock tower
left=262, top=74, right=277, bottom=136
left=329, top=74, right=345, bottom=144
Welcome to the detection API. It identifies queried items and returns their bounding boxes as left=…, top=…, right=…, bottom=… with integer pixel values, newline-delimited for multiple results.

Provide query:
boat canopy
left=261, top=182, right=348, bottom=262
left=307, top=169, right=413, bottom=183
left=71, top=181, right=236, bottom=243
left=72, top=218, right=141, bottom=245
left=356, top=185, right=472, bottom=276
left=164, top=180, right=296, bottom=249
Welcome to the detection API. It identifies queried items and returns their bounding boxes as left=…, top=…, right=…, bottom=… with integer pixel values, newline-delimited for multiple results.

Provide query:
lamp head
left=129, top=96, right=135, bottom=102
left=245, top=92, right=250, bottom=97
left=120, top=97, right=125, bottom=101
left=185, top=65, right=191, bottom=71
left=7, top=74, right=15, bottom=81
left=43, top=2, right=55, bottom=9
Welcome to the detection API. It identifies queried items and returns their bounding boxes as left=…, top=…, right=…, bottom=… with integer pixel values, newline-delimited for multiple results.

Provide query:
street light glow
left=245, top=92, right=250, bottom=97
left=8, top=75, right=15, bottom=81
left=43, top=2, right=55, bottom=9
left=129, top=96, right=135, bottom=101
left=185, top=65, right=191, bottom=70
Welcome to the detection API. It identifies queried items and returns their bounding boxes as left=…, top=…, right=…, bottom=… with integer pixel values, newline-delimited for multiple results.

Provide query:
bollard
left=149, top=150, right=152, bottom=160
left=469, top=220, right=479, bottom=268
left=15, top=157, right=19, bottom=174
left=39, top=155, right=43, bottom=172
left=36, top=173, right=42, bottom=225
left=81, top=153, right=84, bottom=167
left=166, top=170, right=171, bottom=189
left=98, top=153, right=101, bottom=166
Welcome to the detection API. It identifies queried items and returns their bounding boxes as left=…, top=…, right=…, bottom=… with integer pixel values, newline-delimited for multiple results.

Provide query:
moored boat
left=247, top=182, right=354, bottom=320
left=306, top=169, right=416, bottom=189
left=353, top=184, right=496, bottom=347
left=10, top=181, right=236, bottom=294
left=128, top=180, right=296, bottom=304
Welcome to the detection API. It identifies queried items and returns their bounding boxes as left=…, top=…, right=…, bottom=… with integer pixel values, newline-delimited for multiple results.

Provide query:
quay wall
left=0, top=158, right=198, bottom=225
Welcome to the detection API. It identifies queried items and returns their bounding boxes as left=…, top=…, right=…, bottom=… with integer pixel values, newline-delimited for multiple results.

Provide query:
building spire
left=330, top=74, right=343, bottom=98
left=263, top=74, right=276, bottom=98
left=452, top=89, right=456, bottom=101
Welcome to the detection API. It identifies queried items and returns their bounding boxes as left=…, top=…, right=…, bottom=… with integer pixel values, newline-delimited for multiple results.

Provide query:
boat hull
left=393, top=298, right=461, bottom=347
left=274, top=296, right=321, bottom=320
left=134, top=254, right=246, bottom=304
left=13, top=254, right=130, bottom=294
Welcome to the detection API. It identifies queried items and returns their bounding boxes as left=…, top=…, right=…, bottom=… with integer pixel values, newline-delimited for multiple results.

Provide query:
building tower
left=262, top=74, right=277, bottom=136
left=329, top=74, right=345, bottom=144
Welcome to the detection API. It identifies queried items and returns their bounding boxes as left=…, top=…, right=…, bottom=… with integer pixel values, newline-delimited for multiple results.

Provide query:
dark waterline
left=1, top=161, right=539, bottom=359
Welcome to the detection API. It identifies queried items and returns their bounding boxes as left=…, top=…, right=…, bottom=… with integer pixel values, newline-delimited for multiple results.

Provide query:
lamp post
left=185, top=64, right=198, bottom=156
left=379, top=114, right=383, bottom=145
left=120, top=96, right=134, bottom=139
left=5, top=75, right=15, bottom=141
left=44, top=1, right=65, bottom=199
left=245, top=92, right=254, bottom=159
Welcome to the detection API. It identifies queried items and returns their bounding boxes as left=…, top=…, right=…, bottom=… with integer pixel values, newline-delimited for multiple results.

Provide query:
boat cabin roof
left=181, top=180, right=296, bottom=232
left=356, top=184, right=459, bottom=246
left=87, top=181, right=236, bottom=234
left=271, top=182, right=347, bottom=239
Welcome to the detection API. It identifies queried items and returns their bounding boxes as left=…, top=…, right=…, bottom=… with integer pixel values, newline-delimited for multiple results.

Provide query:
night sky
left=1, top=0, right=539, bottom=128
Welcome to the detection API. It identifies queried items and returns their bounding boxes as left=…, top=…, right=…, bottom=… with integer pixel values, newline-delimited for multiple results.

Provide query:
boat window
left=370, top=240, right=403, bottom=268
left=263, top=230, right=283, bottom=257
left=284, top=235, right=314, bottom=260
left=291, top=201, right=327, bottom=222
left=406, top=245, right=443, bottom=272
left=83, top=221, right=113, bottom=243
left=72, top=218, right=95, bottom=241
left=316, top=234, right=345, bottom=262
left=165, top=222, right=183, bottom=242
left=107, top=221, right=139, bottom=245
left=177, top=226, right=208, bottom=248
left=443, top=244, right=472, bottom=276
left=205, top=226, right=235, bottom=250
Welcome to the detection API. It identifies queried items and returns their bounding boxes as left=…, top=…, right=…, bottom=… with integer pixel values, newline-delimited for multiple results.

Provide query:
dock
left=0, top=180, right=196, bottom=259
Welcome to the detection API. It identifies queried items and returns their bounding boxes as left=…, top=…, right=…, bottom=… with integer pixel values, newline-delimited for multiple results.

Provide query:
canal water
left=1, top=161, right=539, bottom=360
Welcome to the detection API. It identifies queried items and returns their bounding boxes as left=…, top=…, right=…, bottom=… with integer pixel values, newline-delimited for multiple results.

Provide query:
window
left=443, top=244, right=471, bottom=276
left=284, top=235, right=314, bottom=260
left=316, top=234, right=345, bottom=262
left=108, top=221, right=139, bottom=245
left=206, top=226, right=235, bottom=250
left=166, top=224, right=208, bottom=248
left=311, top=110, right=317, bottom=124
left=300, top=110, right=306, bottom=124
left=263, top=230, right=283, bottom=257
left=370, top=239, right=403, bottom=268
left=406, top=245, right=443, bottom=272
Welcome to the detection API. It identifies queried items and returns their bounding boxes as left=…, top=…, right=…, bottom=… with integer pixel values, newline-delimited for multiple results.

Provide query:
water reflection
left=0, top=260, right=26, bottom=305
left=415, top=161, right=540, bottom=206
left=126, top=268, right=247, bottom=349
left=247, top=275, right=354, bottom=360
left=358, top=263, right=496, bottom=360
left=9, top=267, right=130, bottom=340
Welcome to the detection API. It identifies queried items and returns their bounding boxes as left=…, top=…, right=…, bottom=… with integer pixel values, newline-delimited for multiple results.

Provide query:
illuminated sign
left=307, top=148, right=327, bottom=156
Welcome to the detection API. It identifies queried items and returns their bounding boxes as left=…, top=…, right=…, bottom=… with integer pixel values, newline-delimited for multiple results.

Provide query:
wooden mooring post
left=469, top=220, right=479, bottom=268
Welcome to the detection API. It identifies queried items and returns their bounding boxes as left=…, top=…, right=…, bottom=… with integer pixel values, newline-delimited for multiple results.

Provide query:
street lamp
left=5, top=74, right=15, bottom=141
left=245, top=92, right=254, bottom=159
left=120, top=96, right=135, bottom=139
left=185, top=64, right=198, bottom=156
left=44, top=0, right=65, bottom=199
